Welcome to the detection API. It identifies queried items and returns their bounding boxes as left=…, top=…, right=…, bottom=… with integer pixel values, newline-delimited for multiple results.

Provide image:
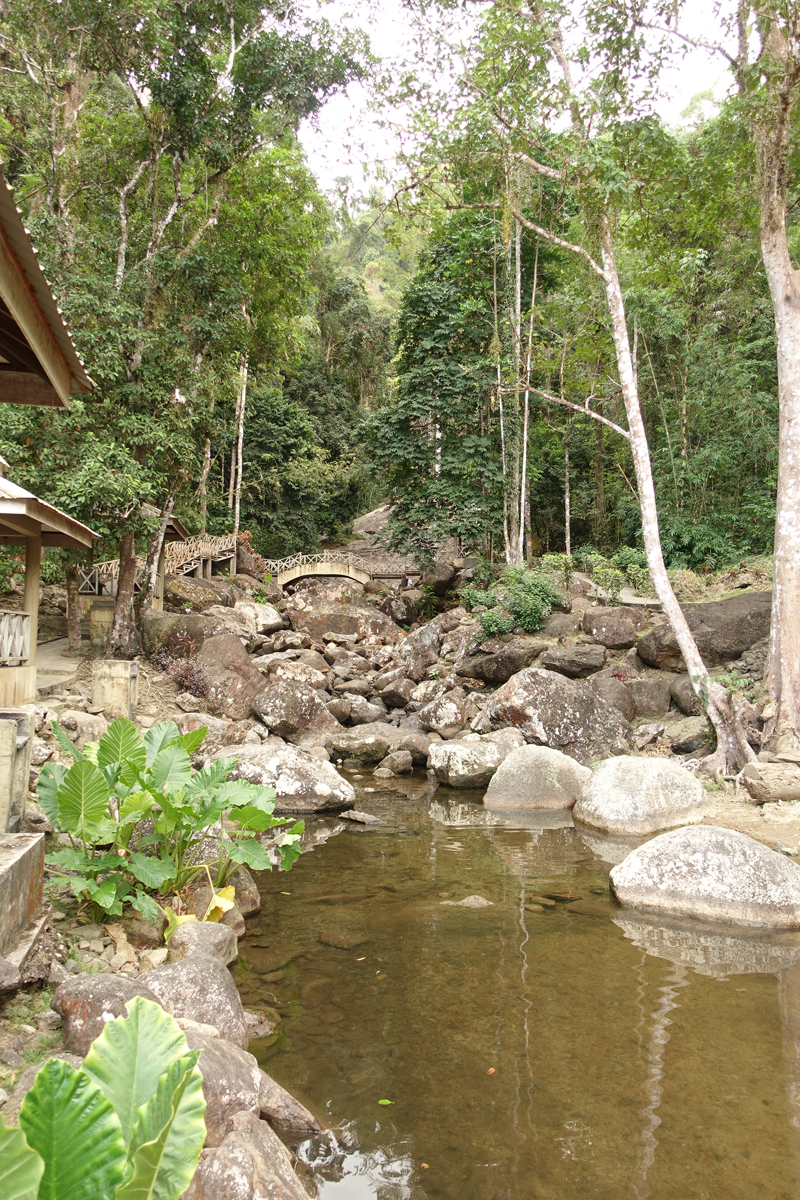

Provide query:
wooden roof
left=0, top=474, right=95, bottom=549
left=0, top=172, right=93, bottom=409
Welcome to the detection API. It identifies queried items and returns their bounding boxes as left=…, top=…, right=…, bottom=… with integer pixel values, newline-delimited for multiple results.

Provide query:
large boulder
left=328, top=728, right=396, bottom=764
left=248, top=602, right=284, bottom=634
left=396, top=624, right=441, bottom=681
left=637, top=591, right=773, bottom=672
left=253, top=680, right=340, bottom=742
left=625, top=673, right=674, bottom=720
left=347, top=696, right=387, bottom=726
left=458, top=636, right=547, bottom=686
left=144, top=953, right=248, bottom=1049
left=609, top=825, right=800, bottom=928
left=182, top=1030, right=261, bottom=1146
left=182, top=1110, right=310, bottom=1200
left=421, top=561, right=457, bottom=596
left=380, top=677, right=416, bottom=708
left=379, top=590, right=423, bottom=626
left=429, top=729, right=525, bottom=789
left=167, top=921, right=238, bottom=966
left=540, top=645, right=606, bottom=678
left=474, top=667, right=631, bottom=763
left=196, top=634, right=267, bottom=720
left=288, top=595, right=403, bottom=644
left=670, top=673, right=703, bottom=716
left=581, top=607, right=639, bottom=648
left=330, top=650, right=372, bottom=680
left=484, top=745, right=591, bottom=810
left=207, top=743, right=355, bottom=812
left=417, top=688, right=468, bottom=738
left=51, top=975, right=159, bottom=1056
left=258, top=659, right=327, bottom=690
left=573, top=755, right=711, bottom=835
left=142, top=610, right=229, bottom=658
left=588, top=674, right=636, bottom=723
left=163, top=574, right=234, bottom=612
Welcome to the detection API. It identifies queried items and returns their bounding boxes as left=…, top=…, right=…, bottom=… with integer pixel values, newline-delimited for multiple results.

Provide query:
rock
left=458, top=636, right=547, bottom=686
left=421, top=561, right=457, bottom=596
left=625, top=673, right=674, bottom=720
left=610, top=825, right=800, bottom=928
left=742, top=761, right=800, bottom=804
left=326, top=697, right=351, bottom=723
left=0, top=958, right=21, bottom=992
left=396, top=624, right=441, bottom=681
left=428, top=732, right=525, bottom=789
left=272, top=630, right=311, bottom=652
left=588, top=674, right=636, bottom=722
left=182, top=1110, right=310, bottom=1200
left=665, top=715, right=712, bottom=754
left=249, top=603, right=284, bottom=634
left=253, top=680, right=340, bottom=742
left=144, top=953, right=248, bottom=1050
left=51, top=975, right=159, bottom=1056
left=634, top=721, right=665, bottom=750
left=637, top=591, right=773, bottom=671
left=176, top=712, right=247, bottom=760
left=670, top=674, right=703, bottom=716
left=259, top=660, right=327, bottom=690
left=333, top=678, right=371, bottom=697
left=288, top=596, right=403, bottom=644
left=379, top=591, right=422, bottom=626
left=142, top=610, right=229, bottom=658
left=484, top=745, right=592, bottom=810
left=196, top=635, right=267, bottom=720
left=573, top=755, right=711, bottom=835
left=380, top=677, right=416, bottom=708
left=167, top=922, right=238, bottom=966
left=57, top=709, right=109, bottom=746
left=581, top=607, right=639, bottom=648
left=441, top=895, right=493, bottom=908
left=347, top=696, right=387, bottom=726
left=185, top=891, right=245, bottom=938
left=30, top=738, right=52, bottom=766
left=229, top=865, right=261, bottom=917
left=540, top=644, right=606, bottom=678
left=474, top=667, right=631, bottom=763
left=163, top=574, right=234, bottom=613
left=330, top=650, right=371, bottom=680
left=540, top=612, right=583, bottom=638
left=417, top=688, right=468, bottom=738
left=204, top=604, right=258, bottom=640
left=207, top=744, right=355, bottom=812
left=378, top=749, right=414, bottom=774
left=182, top=1030, right=261, bottom=1146
left=328, top=729, right=394, bottom=764
left=409, top=679, right=446, bottom=706
left=259, top=1071, right=323, bottom=1133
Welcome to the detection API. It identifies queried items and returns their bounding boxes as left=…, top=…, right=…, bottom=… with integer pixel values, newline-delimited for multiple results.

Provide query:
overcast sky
left=299, top=0, right=732, bottom=196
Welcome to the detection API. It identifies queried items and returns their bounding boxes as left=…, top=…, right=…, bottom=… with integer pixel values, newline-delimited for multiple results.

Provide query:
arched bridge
left=261, top=551, right=418, bottom=590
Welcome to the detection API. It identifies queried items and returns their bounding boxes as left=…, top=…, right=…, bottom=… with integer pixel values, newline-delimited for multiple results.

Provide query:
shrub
left=612, top=546, right=648, bottom=574
left=40, top=553, right=67, bottom=586
left=540, top=552, right=574, bottom=591
left=473, top=566, right=567, bottom=641
left=593, top=566, right=626, bottom=605
left=626, top=563, right=653, bottom=596
left=571, top=543, right=601, bottom=572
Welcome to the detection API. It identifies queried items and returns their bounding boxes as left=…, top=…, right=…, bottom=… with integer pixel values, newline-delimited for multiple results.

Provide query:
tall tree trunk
left=198, top=438, right=211, bottom=536
left=599, top=213, right=754, bottom=772
left=593, top=422, right=605, bottom=543
left=233, top=358, right=247, bottom=536
left=65, top=560, right=81, bottom=652
left=136, top=472, right=186, bottom=622
left=564, top=438, right=571, bottom=557
left=108, top=532, right=139, bottom=658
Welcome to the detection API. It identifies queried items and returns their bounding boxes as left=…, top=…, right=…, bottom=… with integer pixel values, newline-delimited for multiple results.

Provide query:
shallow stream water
left=237, top=772, right=800, bottom=1200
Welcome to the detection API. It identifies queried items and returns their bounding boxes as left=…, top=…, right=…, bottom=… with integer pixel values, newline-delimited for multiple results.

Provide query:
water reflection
left=613, top=910, right=800, bottom=978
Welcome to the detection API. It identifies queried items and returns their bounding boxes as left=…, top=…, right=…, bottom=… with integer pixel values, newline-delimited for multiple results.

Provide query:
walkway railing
left=0, top=610, right=32, bottom=666
left=262, top=551, right=414, bottom=579
left=88, top=533, right=239, bottom=586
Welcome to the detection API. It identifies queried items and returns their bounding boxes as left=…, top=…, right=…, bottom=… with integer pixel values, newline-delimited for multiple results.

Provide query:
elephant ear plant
left=37, top=718, right=303, bottom=923
left=0, top=997, right=206, bottom=1200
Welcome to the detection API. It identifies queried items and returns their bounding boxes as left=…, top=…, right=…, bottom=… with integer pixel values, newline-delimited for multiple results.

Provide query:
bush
left=472, top=566, right=567, bottom=641
left=612, top=546, right=648, bottom=574
left=571, top=543, right=600, bottom=571
left=626, top=563, right=653, bottom=596
left=540, top=552, right=574, bottom=591
left=593, top=566, right=626, bottom=605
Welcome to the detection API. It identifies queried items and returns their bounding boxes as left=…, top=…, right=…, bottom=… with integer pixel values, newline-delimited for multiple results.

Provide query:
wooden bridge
left=261, top=551, right=418, bottom=590
left=80, top=533, right=239, bottom=606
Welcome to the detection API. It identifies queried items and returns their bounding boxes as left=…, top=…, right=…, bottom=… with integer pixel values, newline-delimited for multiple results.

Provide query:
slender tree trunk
left=599, top=213, right=754, bottom=772
left=564, top=438, right=571, bottom=557
left=108, top=532, right=139, bottom=658
left=65, top=560, right=81, bottom=652
left=198, top=438, right=211, bottom=536
left=594, top=422, right=605, bottom=543
left=233, top=358, right=247, bottom=535
left=136, top=472, right=186, bottom=621
left=228, top=443, right=235, bottom=509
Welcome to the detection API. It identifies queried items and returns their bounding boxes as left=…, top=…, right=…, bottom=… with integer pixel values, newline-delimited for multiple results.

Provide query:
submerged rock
left=573, top=755, right=710, bottom=835
left=182, top=1110, right=310, bottom=1200
left=610, top=825, right=800, bottom=929
left=484, top=745, right=591, bottom=810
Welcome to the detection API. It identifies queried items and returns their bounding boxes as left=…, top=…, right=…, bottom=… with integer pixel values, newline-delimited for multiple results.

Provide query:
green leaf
left=47, top=848, right=120, bottom=874
left=36, top=763, right=67, bottom=828
left=230, top=805, right=282, bottom=832
left=143, top=723, right=181, bottom=768
left=116, top=1052, right=204, bottom=1200
left=19, top=1059, right=127, bottom=1200
left=279, top=841, right=303, bottom=872
left=149, top=745, right=192, bottom=794
left=128, top=853, right=176, bottom=891
left=175, top=727, right=207, bottom=754
left=224, top=837, right=273, bottom=870
left=378, top=1098, right=393, bottom=1106
left=130, top=890, right=160, bottom=924
left=85, top=877, right=123, bottom=912
left=0, top=1116, right=44, bottom=1200
left=50, top=720, right=83, bottom=762
left=185, top=759, right=236, bottom=796
left=56, top=760, right=110, bottom=833
left=118, top=792, right=155, bottom=825
left=97, top=719, right=146, bottom=771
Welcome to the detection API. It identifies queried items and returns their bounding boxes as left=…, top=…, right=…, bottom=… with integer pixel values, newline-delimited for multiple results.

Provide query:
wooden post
left=24, top=535, right=41, bottom=671
left=153, top=544, right=166, bottom=612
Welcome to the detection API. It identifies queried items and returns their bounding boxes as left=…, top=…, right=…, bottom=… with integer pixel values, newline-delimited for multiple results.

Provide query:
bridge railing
left=262, top=551, right=414, bottom=579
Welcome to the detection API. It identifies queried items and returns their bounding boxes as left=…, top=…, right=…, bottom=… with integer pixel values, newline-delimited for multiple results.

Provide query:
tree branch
left=529, top=386, right=631, bottom=440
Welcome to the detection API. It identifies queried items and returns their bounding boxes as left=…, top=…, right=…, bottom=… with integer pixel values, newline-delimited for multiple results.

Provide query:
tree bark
left=599, top=213, right=754, bottom=772
left=108, top=532, right=140, bottom=658
left=198, top=438, right=211, bottom=536
left=136, top=471, right=186, bottom=622
left=65, top=560, right=81, bottom=652
left=233, top=357, right=247, bottom=536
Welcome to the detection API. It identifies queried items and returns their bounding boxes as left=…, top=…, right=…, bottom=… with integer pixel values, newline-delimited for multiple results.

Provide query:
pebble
left=64, top=960, right=80, bottom=974
left=35, top=1011, right=62, bottom=1032
left=525, top=903, right=545, bottom=914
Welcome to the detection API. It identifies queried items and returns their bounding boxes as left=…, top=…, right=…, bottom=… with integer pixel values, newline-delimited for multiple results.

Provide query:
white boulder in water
left=573, top=755, right=711, bottom=835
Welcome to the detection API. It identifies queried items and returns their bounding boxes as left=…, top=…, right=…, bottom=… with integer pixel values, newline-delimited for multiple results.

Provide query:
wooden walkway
left=261, top=551, right=419, bottom=590
left=80, top=533, right=239, bottom=598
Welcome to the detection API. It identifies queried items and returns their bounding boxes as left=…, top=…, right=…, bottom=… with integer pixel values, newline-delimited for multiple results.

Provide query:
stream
left=236, top=771, right=800, bottom=1200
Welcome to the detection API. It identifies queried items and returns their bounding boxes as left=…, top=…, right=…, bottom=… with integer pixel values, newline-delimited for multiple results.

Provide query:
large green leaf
left=19, top=1059, right=127, bottom=1200
left=143, top=722, right=181, bottom=768
left=149, top=745, right=192, bottom=794
left=56, top=760, right=111, bottom=833
left=0, top=1117, right=44, bottom=1200
left=36, top=762, right=67, bottom=828
left=175, top=727, right=207, bottom=754
left=185, top=759, right=236, bottom=796
left=225, top=837, right=274, bottom=870
left=98, top=719, right=146, bottom=772
left=231, top=805, right=282, bottom=832
left=81, top=997, right=199, bottom=1146
left=50, top=720, right=83, bottom=762
left=116, top=1052, right=204, bottom=1200
left=128, top=852, right=176, bottom=891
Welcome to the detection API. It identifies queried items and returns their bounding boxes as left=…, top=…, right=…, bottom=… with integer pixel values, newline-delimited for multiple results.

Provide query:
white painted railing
left=90, top=533, right=239, bottom=584
left=0, top=610, right=31, bottom=666
left=262, top=551, right=412, bottom=578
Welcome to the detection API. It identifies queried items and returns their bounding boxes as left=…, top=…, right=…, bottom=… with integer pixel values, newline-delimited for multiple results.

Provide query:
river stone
left=182, top=1029, right=261, bottom=1146
left=417, top=688, right=468, bottom=738
left=327, top=729, right=395, bottom=764
left=259, top=659, right=327, bottom=690
left=610, top=826, right=800, bottom=928
left=458, top=636, right=548, bottom=686
left=588, top=674, right=636, bottom=723
left=665, top=715, right=712, bottom=754
left=625, top=674, right=673, bottom=720
left=670, top=673, right=703, bottom=715
left=473, top=667, right=631, bottom=763
left=196, top=635, right=267, bottom=721
left=259, top=1070, right=323, bottom=1133
left=573, top=755, right=711, bottom=835
left=378, top=749, right=414, bottom=774
left=51, top=975, right=159, bottom=1056
left=380, top=677, right=415, bottom=708
left=289, top=596, right=403, bottom=645
left=347, top=696, right=387, bottom=726
left=330, top=650, right=372, bottom=680
left=636, top=591, right=773, bottom=671
left=206, top=743, right=355, bottom=812
left=326, top=697, right=352, bottom=723
left=581, top=607, right=639, bottom=648
left=428, top=733, right=522, bottom=788
left=249, top=602, right=284, bottom=635
left=379, top=590, right=422, bottom=626
left=396, top=624, right=441, bottom=681
left=167, top=922, right=238, bottom=966
left=484, top=745, right=592, bottom=811
left=182, top=1110, right=310, bottom=1200
left=229, top=866, right=261, bottom=917
left=144, top=953, right=248, bottom=1050
left=441, top=894, right=493, bottom=908
left=540, top=644, right=606, bottom=678
left=253, top=680, right=341, bottom=742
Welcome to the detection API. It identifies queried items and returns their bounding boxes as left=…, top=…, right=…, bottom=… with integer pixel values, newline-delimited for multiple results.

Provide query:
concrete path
left=35, top=637, right=82, bottom=694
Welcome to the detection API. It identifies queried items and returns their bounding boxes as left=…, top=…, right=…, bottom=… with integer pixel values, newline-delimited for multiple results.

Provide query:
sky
left=299, top=0, right=732, bottom=197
